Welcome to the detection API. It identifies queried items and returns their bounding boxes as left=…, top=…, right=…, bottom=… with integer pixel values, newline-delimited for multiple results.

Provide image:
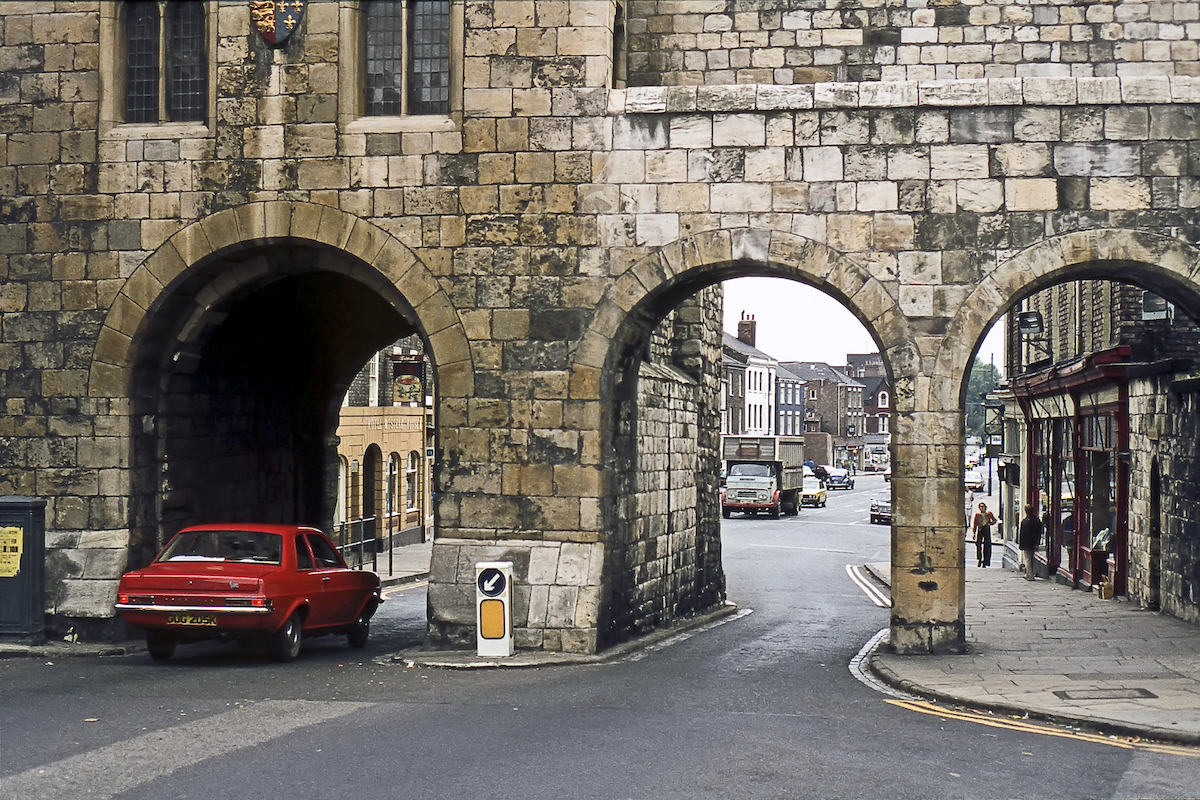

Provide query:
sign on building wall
left=0, top=526, right=23, bottom=578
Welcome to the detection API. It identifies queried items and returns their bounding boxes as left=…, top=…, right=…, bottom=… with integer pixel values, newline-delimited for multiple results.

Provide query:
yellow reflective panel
left=479, top=598, right=506, bottom=639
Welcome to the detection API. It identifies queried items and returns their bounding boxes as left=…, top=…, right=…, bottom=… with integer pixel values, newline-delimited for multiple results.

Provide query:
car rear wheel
left=270, top=612, right=303, bottom=662
left=347, top=612, right=370, bottom=648
left=146, top=630, right=175, bottom=662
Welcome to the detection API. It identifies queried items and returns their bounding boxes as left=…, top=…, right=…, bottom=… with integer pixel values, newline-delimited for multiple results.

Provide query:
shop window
left=122, top=1, right=207, bottom=123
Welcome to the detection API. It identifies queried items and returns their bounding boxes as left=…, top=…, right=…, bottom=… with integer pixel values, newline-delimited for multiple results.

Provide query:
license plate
left=165, top=612, right=217, bottom=626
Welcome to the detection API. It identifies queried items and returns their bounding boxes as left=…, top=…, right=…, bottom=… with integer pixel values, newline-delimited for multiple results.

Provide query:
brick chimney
left=737, top=312, right=756, bottom=347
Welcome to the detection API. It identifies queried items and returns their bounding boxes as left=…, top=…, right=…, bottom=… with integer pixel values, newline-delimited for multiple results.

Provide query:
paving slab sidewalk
left=866, top=558, right=1200, bottom=745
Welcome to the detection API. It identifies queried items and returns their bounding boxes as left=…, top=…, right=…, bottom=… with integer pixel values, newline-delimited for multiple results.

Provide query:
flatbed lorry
left=721, top=435, right=805, bottom=518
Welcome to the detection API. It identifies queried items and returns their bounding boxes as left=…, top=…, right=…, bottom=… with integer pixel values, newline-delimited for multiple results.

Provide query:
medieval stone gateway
left=5, top=2, right=1200, bottom=653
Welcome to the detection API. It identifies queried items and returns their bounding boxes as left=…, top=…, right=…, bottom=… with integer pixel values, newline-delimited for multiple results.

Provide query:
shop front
left=1013, top=349, right=1130, bottom=594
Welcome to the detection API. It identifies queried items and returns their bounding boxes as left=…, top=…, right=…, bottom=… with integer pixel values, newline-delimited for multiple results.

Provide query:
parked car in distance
left=870, top=493, right=892, bottom=525
left=882, top=467, right=891, bottom=482
left=823, top=467, right=854, bottom=490
left=115, top=523, right=382, bottom=663
left=965, top=469, right=985, bottom=491
left=800, top=467, right=828, bottom=507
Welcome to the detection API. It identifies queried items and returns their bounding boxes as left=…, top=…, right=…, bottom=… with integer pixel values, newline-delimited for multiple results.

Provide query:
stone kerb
left=87, top=202, right=474, bottom=400
left=611, top=76, right=1200, bottom=115
left=932, top=229, right=1200, bottom=415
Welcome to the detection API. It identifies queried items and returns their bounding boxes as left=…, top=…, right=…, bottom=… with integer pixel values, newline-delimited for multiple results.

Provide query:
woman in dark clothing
left=972, top=501, right=996, bottom=567
left=1018, top=504, right=1044, bottom=580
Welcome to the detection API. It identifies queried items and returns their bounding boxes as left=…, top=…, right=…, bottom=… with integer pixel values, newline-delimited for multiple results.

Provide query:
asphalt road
left=3, top=473, right=1200, bottom=799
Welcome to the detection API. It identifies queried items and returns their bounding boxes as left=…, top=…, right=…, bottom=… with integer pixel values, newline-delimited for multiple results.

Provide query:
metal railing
left=333, top=516, right=379, bottom=571
left=333, top=512, right=423, bottom=575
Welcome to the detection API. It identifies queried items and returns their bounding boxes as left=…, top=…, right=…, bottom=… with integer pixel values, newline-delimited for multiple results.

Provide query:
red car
left=116, top=524, right=382, bottom=663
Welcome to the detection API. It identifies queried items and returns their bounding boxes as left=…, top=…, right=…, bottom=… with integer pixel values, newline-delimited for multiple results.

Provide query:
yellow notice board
left=0, top=526, right=23, bottom=578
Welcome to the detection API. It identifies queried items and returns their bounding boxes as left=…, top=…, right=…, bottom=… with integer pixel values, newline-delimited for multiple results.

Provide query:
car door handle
left=322, top=576, right=331, bottom=583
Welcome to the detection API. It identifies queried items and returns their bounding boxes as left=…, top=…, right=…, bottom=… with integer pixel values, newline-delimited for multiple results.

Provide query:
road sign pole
left=475, top=561, right=513, bottom=657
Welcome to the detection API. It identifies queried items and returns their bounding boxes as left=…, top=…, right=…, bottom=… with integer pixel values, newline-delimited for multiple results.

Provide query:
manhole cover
left=1053, top=688, right=1158, bottom=701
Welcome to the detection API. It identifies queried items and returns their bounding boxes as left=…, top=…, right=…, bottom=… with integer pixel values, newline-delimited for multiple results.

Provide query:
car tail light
left=225, top=596, right=270, bottom=608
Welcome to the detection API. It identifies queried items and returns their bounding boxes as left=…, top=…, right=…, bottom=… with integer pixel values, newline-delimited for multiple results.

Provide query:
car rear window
left=156, top=530, right=283, bottom=565
left=306, top=534, right=345, bottom=568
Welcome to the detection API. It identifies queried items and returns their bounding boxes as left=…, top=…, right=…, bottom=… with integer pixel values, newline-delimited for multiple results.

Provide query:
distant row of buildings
left=721, top=314, right=890, bottom=472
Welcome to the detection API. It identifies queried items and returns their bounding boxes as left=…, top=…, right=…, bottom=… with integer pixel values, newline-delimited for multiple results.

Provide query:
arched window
left=386, top=453, right=402, bottom=519
left=406, top=451, right=421, bottom=510
left=878, top=390, right=890, bottom=409
left=336, top=457, right=348, bottom=525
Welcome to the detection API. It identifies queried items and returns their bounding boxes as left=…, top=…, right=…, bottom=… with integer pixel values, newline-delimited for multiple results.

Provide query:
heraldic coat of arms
left=250, top=0, right=305, bottom=46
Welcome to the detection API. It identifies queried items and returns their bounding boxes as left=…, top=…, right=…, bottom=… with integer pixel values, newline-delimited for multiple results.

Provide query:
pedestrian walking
left=1018, top=504, right=1044, bottom=580
left=972, top=501, right=996, bottom=567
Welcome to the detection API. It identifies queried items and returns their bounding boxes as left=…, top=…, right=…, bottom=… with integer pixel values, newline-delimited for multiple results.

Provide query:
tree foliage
left=965, top=358, right=1001, bottom=439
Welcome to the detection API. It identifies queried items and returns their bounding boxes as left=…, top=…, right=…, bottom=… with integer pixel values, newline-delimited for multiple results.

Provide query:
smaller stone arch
left=933, top=229, right=1200, bottom=412
left=581, top=225, right=919, bottom=647
left=87, top=201, right=473, bottom=401
left=575, top=227, right=920, bottom=408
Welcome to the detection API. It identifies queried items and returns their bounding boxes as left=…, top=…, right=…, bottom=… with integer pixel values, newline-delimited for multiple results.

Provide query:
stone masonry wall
left=602, top=284, right=724, bottom=645
left=9, top=1, right=1200, bottom=651
left=626, top=0, right=1200, bottom=86
left=1129, top=375, right=1200, bottom=625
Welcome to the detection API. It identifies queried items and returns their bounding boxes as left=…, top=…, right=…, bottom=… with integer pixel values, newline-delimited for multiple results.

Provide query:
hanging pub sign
left=250, top=0, right=305, bottom=46
left=391, top=355, right=425, bottom=405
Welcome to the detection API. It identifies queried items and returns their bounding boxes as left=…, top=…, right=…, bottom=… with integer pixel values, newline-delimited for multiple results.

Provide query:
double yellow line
left=886, top=698, right=1200, bottom=758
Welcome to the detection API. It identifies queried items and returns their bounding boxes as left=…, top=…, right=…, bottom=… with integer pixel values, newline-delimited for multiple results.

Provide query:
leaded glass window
left=167, top=2, right=206, bottom=122
left=409, top=0, right=450, bottom=114
left=122, top=1, right=207, bottom=124
left=363, top=0, right=451, bottom=116
left=124, top=2, right=160, bottom=123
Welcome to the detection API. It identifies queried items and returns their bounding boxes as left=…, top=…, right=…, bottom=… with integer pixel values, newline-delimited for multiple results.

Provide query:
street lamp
left=983, top=395, right=1004, bottom=499
left=1017, top=309, right=1051, bottom=368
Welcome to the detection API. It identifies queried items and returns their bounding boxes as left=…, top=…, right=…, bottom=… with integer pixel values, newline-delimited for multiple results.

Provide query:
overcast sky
left=722, top=277, right=1005, bottom=376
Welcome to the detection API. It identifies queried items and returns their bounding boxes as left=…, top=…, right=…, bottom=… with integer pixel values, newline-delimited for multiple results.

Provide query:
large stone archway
left=84, top=201, right=474, bottom=567
left=89, top=202, right=473, bottom=403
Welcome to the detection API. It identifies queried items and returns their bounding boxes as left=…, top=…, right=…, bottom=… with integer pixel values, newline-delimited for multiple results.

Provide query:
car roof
left=176, top=523, right=322, bottom=535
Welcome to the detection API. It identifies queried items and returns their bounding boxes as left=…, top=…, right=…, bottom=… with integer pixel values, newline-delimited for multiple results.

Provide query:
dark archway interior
left=130, top=256, right=417, bottom=563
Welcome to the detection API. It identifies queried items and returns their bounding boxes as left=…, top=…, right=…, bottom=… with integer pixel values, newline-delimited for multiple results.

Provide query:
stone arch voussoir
left=932, top=228, right=1200, bottom=412
left=576, top=227, right=919, bottom=408
left=88, top=201, right=473, bottom=399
